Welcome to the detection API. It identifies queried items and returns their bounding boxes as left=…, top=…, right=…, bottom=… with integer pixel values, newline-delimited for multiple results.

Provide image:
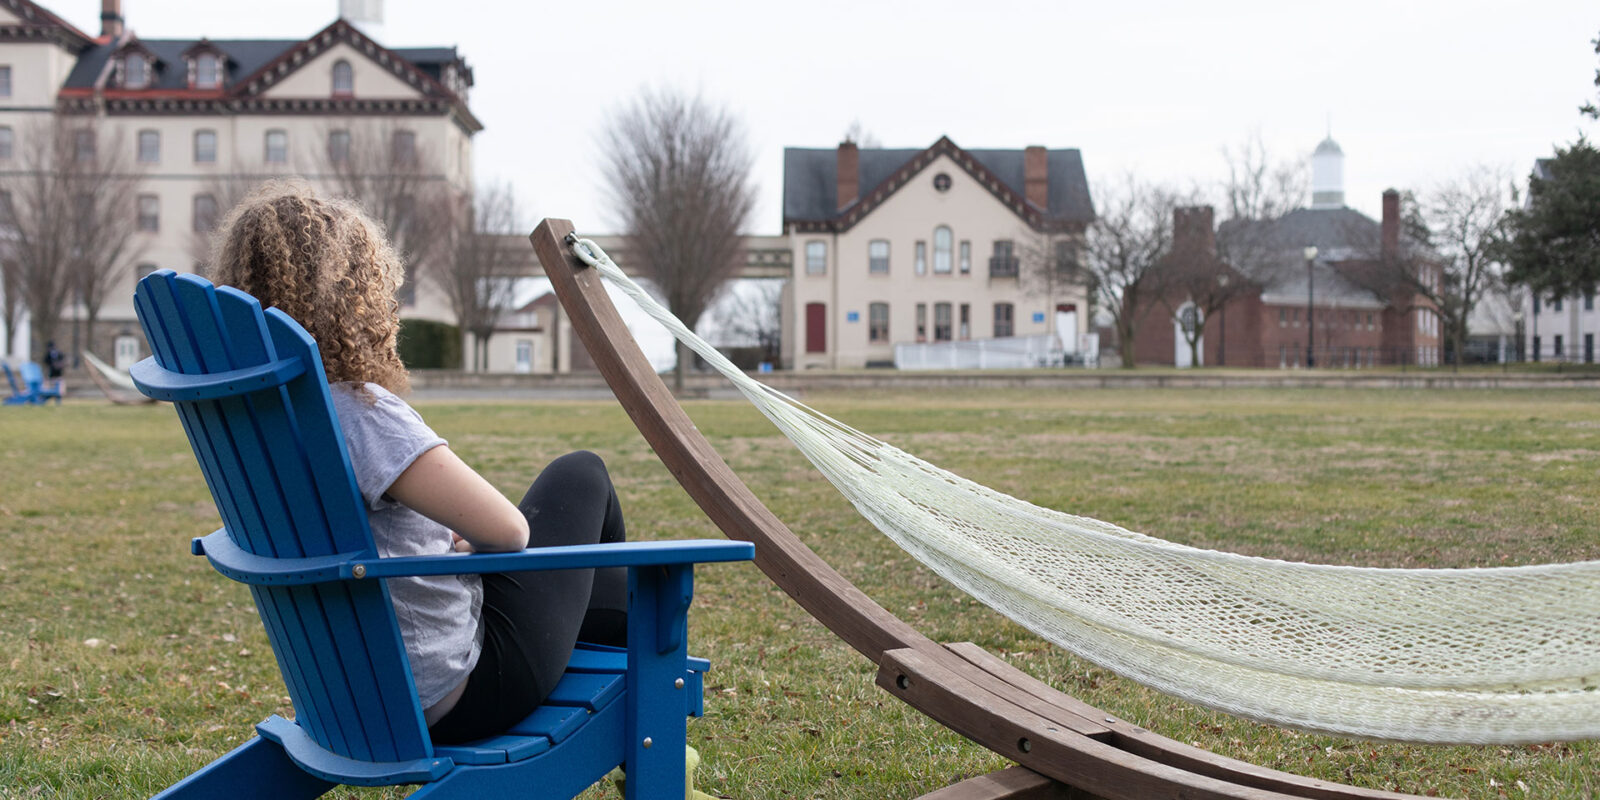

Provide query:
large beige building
left=782, top=137, right=1095, bottom=370
left=0, top=0, right=478, bottom=369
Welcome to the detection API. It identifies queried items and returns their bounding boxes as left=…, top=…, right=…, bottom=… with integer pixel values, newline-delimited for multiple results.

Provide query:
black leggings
left=427, top=450, right=628, bottom=744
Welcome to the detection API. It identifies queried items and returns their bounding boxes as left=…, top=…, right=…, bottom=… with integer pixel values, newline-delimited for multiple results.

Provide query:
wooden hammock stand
left=531, top=220, right=1434, bottom=800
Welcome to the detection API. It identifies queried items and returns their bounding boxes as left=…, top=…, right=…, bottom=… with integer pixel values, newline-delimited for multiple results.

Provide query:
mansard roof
left=55, top=19, right=481, bottom=132
left=783, top=136, right=1094, bottom=233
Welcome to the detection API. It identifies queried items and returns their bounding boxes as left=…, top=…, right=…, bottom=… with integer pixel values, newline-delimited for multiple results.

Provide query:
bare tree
left=1081, top=176, right=1186, bottom=368
left=68, top=125, right=143, bottom=359
left=600, top=87, right=757, bottom=391
left=435, top=181, right=522, bottom=371
left=0, top=254, right=20, bottom=357
left=1219, top=130, right=1308, bottom=222
left=706, top=278, right=784, bottom=366
left=1402, top=171, right=1514, bottom=366
left=1017, top=228, right=1086, bottom=348
left=1214, top=132, right=1309, bottom=283
left=317, top=119, right=459, bottom=303
left=842, top=119, right=881, bottom=148
left=0, top=116, right=142, bottom=362
left=188, top=172, right=267, bottom=273
left=1160, top=209, right=1256, bottom=368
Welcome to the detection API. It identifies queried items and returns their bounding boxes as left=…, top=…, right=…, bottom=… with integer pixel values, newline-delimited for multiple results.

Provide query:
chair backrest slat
left=135, top=270, right=432, bottom=763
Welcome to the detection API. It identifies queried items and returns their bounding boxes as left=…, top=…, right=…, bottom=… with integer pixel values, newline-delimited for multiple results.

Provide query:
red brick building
left=1133, top=189, right=1442, bottom=368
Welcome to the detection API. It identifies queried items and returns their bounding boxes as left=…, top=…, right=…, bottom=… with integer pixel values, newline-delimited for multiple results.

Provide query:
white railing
left=895, top=334, right=1096, bottom=370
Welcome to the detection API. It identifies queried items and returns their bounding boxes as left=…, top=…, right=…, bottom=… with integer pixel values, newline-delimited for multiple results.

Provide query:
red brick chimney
left=100, top=0, right=123, bottom=38
left=1381, top=189, right=1400, bottom=260
left=1024, top=146, right=1048, bottom=209
left=1172, top=206, right=1216, bottom=256
left=836, top=141, right=859, bottom=211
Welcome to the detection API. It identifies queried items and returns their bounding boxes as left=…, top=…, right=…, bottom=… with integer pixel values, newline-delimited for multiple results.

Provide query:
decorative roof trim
left=0, top=0, right=93, bottom=49
left=59, top=93, right=459, bottom=118
left=785, top=136, right=1075, bottom=235
left=231, top=19, right=454, bottom=102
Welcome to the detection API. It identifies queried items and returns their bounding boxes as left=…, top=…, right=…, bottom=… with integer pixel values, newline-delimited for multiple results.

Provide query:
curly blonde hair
left=210, top=180, right=411, bottom=394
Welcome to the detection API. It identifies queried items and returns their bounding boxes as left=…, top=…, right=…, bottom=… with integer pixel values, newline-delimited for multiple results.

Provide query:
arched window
left=332, top=59, right=353, bottom=96
left=933, top=226, right=953, bottom=273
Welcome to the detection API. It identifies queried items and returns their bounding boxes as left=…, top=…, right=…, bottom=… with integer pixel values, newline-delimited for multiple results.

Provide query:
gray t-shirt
left=330, top=382, right=482, bottom=709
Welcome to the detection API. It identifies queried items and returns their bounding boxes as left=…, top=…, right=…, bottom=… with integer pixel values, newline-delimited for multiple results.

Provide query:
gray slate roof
left=62, top=40, right=462, bottom=93
left=783, top=144, right=1094, bottom=225
left=64, top=39, right=294, bottom=90
left=1220, top=206, right=1387, bottom=307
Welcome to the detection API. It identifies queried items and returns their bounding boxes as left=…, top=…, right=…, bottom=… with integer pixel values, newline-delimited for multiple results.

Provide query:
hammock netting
left=569, top=239, right=1600, bottom=745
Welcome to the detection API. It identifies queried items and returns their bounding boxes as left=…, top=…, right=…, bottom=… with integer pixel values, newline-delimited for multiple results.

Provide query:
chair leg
left=152, top=735, right=335, bottom=800
left=624, top=564, right=693, bottom=800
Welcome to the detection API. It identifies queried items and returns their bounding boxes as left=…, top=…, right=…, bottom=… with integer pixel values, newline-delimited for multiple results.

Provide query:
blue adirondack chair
left=130, top=269, right=753, bottom=799
left=3, top=361, right=62, bottom=405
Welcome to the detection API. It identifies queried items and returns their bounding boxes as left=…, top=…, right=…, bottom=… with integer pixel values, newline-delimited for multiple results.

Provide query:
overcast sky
left=55, top=1, right=1600, bottom=233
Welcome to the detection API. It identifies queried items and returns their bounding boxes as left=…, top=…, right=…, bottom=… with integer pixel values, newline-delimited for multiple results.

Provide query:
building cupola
left=1310, top=135, right=1344, bottom=209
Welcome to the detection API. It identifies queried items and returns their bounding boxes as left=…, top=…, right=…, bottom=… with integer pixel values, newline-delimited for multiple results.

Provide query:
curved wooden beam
left=530, top=220, right=1433, bottom=800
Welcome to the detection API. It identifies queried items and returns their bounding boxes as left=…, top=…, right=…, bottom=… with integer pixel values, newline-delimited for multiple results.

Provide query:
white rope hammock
left=568, top=238, right=1600, bottom=745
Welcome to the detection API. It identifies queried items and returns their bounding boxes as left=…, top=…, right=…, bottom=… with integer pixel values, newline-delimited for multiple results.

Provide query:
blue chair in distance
left=3, top=361, right=63, bottom=405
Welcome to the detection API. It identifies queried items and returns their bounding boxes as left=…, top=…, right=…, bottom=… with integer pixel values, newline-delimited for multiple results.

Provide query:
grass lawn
left=2, top=386, right=1598, bottom=799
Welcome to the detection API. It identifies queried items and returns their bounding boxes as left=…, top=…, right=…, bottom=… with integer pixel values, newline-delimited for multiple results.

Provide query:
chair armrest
left=342, top=540, right=754, bottom=580
left=192, top=529, right=753, bottom=586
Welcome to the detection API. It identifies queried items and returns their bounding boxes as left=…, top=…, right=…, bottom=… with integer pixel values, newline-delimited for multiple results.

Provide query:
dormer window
left=194, top=54, right=220, bottom=89
left=332, top=59, right=353, bottom=97
left=122, top=54, right=149, bottom=89
left=183, top=40, right=226, bottom=90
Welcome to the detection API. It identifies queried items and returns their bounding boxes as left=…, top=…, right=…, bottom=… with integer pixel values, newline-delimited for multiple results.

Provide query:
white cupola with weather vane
left=1310, top=134, right=1344, bottom=209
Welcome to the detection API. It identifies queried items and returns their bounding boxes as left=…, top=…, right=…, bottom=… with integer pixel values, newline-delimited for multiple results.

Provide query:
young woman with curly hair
left=210, top=181, right=628, bottom=744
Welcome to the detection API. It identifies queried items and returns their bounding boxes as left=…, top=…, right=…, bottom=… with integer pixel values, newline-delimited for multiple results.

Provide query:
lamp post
left=1216, top=273, right=1229, bottom=366
left=1304, top=246, right=1318, bottom=368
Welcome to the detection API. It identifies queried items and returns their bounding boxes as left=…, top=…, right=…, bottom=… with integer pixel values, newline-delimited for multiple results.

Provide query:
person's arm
left=386, top=445, right=530, bottom=553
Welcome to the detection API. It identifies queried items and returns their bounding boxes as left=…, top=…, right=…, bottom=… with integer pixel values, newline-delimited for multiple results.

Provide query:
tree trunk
left=673, top=341, right=688, bottom=394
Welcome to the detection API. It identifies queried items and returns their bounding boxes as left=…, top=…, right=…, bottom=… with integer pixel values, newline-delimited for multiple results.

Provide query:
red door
left=805, top=303, right=826, bottom=353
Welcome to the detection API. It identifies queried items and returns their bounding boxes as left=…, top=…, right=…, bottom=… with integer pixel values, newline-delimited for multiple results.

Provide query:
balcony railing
left=988, top=256, right=1019, bottom=278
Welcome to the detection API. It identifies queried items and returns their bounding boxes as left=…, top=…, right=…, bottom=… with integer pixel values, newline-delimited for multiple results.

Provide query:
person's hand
left=450, top=532, right=474, bottom=554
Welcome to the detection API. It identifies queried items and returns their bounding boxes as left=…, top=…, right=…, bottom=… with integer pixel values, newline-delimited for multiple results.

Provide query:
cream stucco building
left=0, top=0, right=477, bottom=369
left=782, top=137, right=1095, bottom=370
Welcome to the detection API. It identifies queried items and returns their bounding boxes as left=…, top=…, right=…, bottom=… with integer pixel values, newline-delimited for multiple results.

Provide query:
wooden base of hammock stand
left=531, top=219, right=1435, bottom=800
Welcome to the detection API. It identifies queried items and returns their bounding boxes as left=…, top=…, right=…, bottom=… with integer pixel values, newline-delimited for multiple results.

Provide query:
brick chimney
left=1381, top=189, right=1400, bottom=260
left=1023, top=146, right=1048, bottom=209
left=1172, top=206, right=1216, bottom=256
left=836, top=141, right=859, bottom=211
left=100, top=0, right=123, bottom=38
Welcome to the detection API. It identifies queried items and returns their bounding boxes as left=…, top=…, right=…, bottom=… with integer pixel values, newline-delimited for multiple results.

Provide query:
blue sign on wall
left=847, top=311, right=860, bottom=322
left=1032, top=312, right=1046, bottom=323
